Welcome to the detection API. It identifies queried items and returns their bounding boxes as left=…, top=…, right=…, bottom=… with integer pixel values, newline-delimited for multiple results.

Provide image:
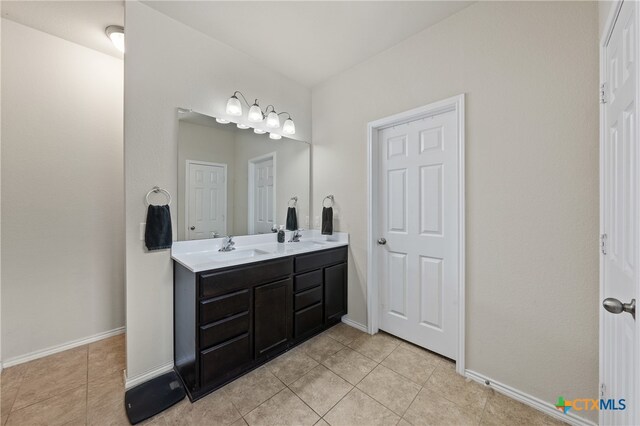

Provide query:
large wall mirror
left=177, top=110, right=310, bottom=240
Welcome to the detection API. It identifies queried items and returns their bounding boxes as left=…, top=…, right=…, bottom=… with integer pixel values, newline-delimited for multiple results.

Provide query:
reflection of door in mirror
left=248, top=153, right=276, bottom=234
left=186, top=160, right=227, bottom=239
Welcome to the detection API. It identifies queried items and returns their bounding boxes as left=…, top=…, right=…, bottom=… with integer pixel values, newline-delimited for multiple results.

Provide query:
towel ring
left=288, top=196, right=298, bottom=208
left=323, top=195, right=334, bottom=208
left=146, top=186, right=172, bottom=206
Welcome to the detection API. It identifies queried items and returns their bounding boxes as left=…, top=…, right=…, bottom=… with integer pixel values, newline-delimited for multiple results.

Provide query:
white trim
left=185, top=160, right=228, bottom=239
left=366, top=94, right=466, bottom=375
left=341, top=315, right=368, bottom=333
left=247, top=152, right=277, bottom=234
left=125, top=362, right=174, bottom=389
left=465, top=370, right=596, bottom=426
left=2, top=326, right=125, bottom=368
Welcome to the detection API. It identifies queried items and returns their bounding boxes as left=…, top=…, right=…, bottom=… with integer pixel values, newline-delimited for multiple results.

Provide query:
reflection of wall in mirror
left=178, top=118, right=310, bottom=239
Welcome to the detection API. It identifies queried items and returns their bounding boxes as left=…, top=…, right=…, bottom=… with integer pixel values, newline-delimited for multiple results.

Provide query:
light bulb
left=226, top=96, right=242, bottom=116
left=237, top=123, right=250, bottom=129
left=282, top=118, right=296, bottom=135
left=266, top=111, right=280, bottom=128
left=248, top=104, right=263, bottom=122
left=216, top=118, right=230, bottom=124
left=254, top=128, right=267, bottom=134
left=105, top=26, right=125, bottom=53
left=269, top=133, right=282, bottom=140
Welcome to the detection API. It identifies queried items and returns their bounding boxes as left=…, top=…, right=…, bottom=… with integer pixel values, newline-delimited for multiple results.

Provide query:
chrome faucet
left=289, top=229, right=303, bottom=243
left=219, top=236, right=235, bottom=252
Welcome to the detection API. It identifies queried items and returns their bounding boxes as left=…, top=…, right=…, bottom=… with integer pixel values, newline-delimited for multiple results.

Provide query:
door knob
left=377, top=238, right=387, bottom=245
left=190, top=226, right=195, bottom=230
left=603, top=298, right=636, bottom=319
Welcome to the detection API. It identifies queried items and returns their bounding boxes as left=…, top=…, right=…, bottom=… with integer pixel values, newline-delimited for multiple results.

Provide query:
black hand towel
left=286, top=207, right=298, bottom=231
left=322, top=206, right=333, bottom=235
left=145, top=205, right=172, bottom=251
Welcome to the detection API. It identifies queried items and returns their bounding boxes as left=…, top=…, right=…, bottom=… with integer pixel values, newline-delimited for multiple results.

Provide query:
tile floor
left=0, top=326, right=566, bottom=426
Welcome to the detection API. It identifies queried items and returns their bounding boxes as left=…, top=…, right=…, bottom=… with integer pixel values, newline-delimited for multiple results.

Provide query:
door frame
left=599, top=2, right=640, bottom=425
left=184, top=159, right=228, bottom=239
left=248, top=152, right=277, bottom=234
left=366, top=94, right=466, bottom=374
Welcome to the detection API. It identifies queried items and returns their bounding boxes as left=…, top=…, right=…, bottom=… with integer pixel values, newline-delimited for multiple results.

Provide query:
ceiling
left=144, top=1, right=473, bottom=88
left=0, top=1, right=472, bottom=86
left=1, top=1, right=124, bottom=59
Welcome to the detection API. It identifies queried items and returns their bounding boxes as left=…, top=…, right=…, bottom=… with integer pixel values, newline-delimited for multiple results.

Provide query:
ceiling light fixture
left=223, top=91, right=296, bottom=136
left=105, top=25, right=125, bottom=53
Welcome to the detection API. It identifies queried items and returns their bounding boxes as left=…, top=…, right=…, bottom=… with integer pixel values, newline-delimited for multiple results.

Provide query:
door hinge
left=600, top=83, right=607, bottom=104
left=601, top=233, right=608, bottom=255
left=601, top=383, right=606, bottom=398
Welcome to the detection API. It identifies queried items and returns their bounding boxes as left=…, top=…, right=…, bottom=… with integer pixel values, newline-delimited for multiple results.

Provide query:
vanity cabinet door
left=254, top=278, right=292, bottom=359
left=324, top=263, right=347, bottom=325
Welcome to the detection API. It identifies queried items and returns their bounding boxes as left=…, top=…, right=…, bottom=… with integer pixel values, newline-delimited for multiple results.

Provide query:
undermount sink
left=211, top=248, right=270, bottom=261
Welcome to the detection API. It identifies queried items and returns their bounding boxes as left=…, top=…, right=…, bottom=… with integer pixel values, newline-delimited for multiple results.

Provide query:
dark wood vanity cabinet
left=254, top=278, right=292, bottom=359
left=174, top=246, right=348, bottom=401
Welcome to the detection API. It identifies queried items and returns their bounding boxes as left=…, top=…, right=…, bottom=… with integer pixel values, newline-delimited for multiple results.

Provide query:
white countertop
left=171, top=230, right=349, bottom=273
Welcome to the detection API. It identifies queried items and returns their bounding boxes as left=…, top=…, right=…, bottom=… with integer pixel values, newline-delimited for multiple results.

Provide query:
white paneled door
left=187, top=161, right=226, bottom=240
left=377, top=109, right=459, bottom=359
left=251, top=156, right=275, bottom=234
left=601, top=1, right=638, bottom=425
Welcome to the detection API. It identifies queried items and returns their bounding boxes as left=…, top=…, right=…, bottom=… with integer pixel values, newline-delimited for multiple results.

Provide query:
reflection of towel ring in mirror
left=323, top=195, right=334, bottom=208
left=146, top=186, right=172, bottom=206
left=288, top=196, right=298, bottom=208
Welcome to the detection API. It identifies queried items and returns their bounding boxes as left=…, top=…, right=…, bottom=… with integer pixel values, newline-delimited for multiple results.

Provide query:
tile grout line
left=6, top=360, right=30, bottom=417
left=86, top=345, right=89, bottom=426
left=399, top=361, right=439, bottom=424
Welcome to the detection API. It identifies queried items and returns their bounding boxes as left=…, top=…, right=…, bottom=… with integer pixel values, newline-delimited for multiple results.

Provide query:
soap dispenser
left=277, top=226, right=285, bottom=243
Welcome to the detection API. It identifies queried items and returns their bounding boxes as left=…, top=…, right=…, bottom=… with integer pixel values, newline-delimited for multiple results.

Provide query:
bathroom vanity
left=172, top=232, right=348, bottom=401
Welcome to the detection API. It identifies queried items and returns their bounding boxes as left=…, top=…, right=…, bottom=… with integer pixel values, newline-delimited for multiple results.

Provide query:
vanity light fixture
left=253, top=128, right=267, bottom=134
left=282, top=117, right=296, bottom=135
left=105, top=25, right=125, bottom=53
left=224, top=91, right=296, bottom=135
left=264, top=106, right=280, bottom=129
left=269, top=133, right=282, bottom=140
left=248, top=103, right=264, bottom=122
left=237, top=123, right=250, bottom=129
left=216, top=118, right=230, bottom=124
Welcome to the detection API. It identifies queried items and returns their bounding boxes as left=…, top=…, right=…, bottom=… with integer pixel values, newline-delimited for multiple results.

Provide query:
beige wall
left=124, top=1, right=311, bottom=381
left=1, top=19, right=124, bottom=361
left=312, top=1, right=599, bottom=421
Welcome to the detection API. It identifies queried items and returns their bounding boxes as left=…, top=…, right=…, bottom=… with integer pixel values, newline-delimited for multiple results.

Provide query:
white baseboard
left=2, top=326, right=125, bottom=368
left=341, top=316, right=368, bottom=333
left=125, top=362, right=174, bottom=389
left=465, top=370, right=596, bottom=426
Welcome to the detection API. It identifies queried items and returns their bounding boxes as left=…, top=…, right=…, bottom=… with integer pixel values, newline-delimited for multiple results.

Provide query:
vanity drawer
left=294, top=270, right=323, bottom=293
left=294, top=286, right=322, bottom=311
left=294, top=247, right=348, bottom=273
left=200, top=257, right=293, bottom=299
left=294, top=303, right=323, bottom=338
left=199, top=311, right=249, bottom=350
left=200, top=290, right=249, bottom=324
left=200, top=333, right=252, bottom=387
